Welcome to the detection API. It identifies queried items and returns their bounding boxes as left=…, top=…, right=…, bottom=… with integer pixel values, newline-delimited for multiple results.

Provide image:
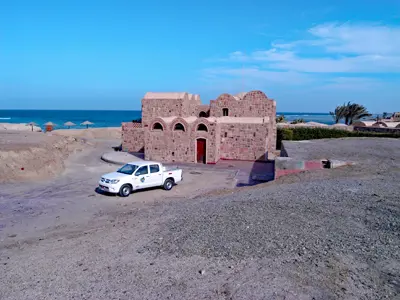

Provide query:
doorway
left=196, top=138, right=206, bottom=164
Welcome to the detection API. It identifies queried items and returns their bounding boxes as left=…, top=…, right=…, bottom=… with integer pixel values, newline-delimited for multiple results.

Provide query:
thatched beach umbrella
left=27, top=122, right=38, bottom=132
left=81, top=120, right=94, bottom=128
left=64, top=121, right=76, bottom=129
left=44, top=121, right=56, bottom=132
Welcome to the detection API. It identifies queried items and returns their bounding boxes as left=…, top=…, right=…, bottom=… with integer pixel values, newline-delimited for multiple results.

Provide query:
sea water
left=0, top=110, right=336, bottom=130
left=0, top=110, right=142, bottom=129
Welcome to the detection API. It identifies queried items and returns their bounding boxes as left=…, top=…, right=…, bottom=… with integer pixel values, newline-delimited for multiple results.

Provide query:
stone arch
left=170, top=117, right=189, bottom=132
left=197, top=123, right=208, bottom=132
left=149, top=118, right=168, bottom=131
left=152, top=122, right=164, bottom=131
left=174, top=123, right=185, bottom=131
left=199, top=111, right=208, bottom=118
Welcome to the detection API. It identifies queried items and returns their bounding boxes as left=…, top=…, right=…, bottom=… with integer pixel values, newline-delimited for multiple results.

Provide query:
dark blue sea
left=0, top=110, right=142, bottom=129
left=0, top=110, right=336, bottom=130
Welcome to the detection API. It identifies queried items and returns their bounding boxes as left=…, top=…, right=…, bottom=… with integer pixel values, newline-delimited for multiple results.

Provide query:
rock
left=7, top=234, right=17, bottom=238
left=199, top=269, right=205, bottom=275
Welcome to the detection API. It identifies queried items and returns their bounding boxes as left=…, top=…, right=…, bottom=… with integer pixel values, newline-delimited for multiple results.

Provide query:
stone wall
left=219, top=123, right=269, bottom=161
left=195, top=105, right=211, bottom=118
left=354, top=126, right=400, bottom=134
left=145, top=118, right=192, bottom=162
left=145, top=118, right=219, bottom=163
left=209, top=91, right=275, bottom=118
left=121, top=123, right=145, bottom=152
left=142, top=98, right=185, bottom=127
left=141, top=93, right=201, bottom=127
left=124, top=90, right=278, bottom=163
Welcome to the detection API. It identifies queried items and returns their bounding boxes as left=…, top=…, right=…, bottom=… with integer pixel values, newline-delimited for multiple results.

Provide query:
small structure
left=306, top=121, right=328, bottom=127
left=352, top=121, right=378, bottom=127
left=44, top=122, right=56, bottom=132
left=81, top=121, right=94, bottom=128
left=122, top=91, right=277, bottom=164
left=392, top=112, right=400, bottom=122
left=64, top=121, right=76, bottom=129
left=27, top=122, right=38, bottom=132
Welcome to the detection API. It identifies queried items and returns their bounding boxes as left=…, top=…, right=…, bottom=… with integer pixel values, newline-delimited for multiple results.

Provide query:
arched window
left=152, top=122, right=163, bottom=131
left=222, top=108, right=229, bottom=116
left=199, top=111, right=208, bottom=118
left=197, top=124, right=208, bottom=132
left=174, top=123, right=185, bottom=131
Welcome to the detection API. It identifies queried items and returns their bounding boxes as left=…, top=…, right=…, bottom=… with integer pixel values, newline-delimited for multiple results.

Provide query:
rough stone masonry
left=122, top=91, right=276, bottom=163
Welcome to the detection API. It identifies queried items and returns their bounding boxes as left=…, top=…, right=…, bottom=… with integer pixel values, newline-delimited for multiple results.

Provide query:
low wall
left=354, top=126, right=400, bottom=134
left=122, top=122, right=145, bottom=152
left=275, top=157, right=323, bottom=178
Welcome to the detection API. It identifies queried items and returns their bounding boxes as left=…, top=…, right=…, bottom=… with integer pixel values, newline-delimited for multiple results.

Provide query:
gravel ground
left=0, top=138, right=399, bottom=299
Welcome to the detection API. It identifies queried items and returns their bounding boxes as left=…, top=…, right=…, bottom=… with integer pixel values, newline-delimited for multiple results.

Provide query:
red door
left=196, top=139, right=206, bottom=164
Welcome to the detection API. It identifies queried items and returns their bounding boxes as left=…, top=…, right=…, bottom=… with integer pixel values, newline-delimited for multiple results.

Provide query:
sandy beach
left=0, top=127, right=399, bottom=299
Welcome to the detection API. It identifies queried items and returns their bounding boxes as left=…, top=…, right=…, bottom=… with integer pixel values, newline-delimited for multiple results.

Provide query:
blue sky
left=1, top=0, right=399, bottom=112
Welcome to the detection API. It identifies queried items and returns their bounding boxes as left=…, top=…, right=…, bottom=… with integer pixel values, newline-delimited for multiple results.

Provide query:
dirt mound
left=0, top=131, right=86, bottom=182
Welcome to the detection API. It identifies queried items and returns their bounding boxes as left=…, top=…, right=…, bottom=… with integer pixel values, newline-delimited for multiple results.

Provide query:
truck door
left=133, top=165, right=150, bottom=189
left=147, top=164, right=163, bottom=187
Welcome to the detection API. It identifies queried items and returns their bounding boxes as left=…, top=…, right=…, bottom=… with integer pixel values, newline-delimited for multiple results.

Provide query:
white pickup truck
left=98, top=161, right=183, bottom=197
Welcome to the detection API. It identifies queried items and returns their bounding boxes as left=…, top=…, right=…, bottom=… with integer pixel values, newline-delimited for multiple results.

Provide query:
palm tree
left=329, top=104, right=347, bottom=124
left=276, top=115, right=286, bottom=123
left=346, top=103, right=372, bottom=125
left=291, top=118, right=305, bottom=124
left=330, top=102, right=371, bottom=125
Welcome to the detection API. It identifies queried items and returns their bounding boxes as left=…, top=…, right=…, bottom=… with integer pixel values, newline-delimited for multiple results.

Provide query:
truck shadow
left=94, top=185, right=174, bottom=197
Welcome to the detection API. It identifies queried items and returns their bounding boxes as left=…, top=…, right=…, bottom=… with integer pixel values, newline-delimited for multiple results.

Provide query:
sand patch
left=52, top=127, right=121, bottom=139
left=0, top=131, right=86, bottom=182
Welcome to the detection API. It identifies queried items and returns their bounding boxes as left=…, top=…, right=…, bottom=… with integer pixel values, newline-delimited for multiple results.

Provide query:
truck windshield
left=117, top=164, right=138, bottom=175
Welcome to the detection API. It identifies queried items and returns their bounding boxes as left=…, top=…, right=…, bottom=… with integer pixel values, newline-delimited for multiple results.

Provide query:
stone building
left=122, top=91, right=276, bottom=164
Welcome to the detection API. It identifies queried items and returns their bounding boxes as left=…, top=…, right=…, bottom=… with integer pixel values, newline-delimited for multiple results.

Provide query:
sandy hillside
left=0, top=122, right=42, bottom=132
left=52, top=127, right=121, bottom=139
left=0, top=131, right=86, bottom=182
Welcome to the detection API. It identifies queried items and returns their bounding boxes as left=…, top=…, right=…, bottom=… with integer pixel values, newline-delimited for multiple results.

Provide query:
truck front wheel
left=163, top=179, right=174, bottom=191
left=119, top=184, right=132, bottom=197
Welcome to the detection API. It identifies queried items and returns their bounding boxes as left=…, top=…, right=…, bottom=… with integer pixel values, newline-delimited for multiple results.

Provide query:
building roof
left=381, top=121, right=400, bottom=128
left=216, top=117, right=268, bottom=124
left=234, top=92, right=247, bottom=100
left=159, top=117, right=176, bottom=124
left=352, top=121, right=377, bottom=127
left=197, top=105, right=210, bottom=111
left=156, top=116, right=269, bottom=124
left=143, top=92, right=188, bottom=100
left=183, top=116, right=198, bottom=123
left=159, top=116, right=198, bottom=124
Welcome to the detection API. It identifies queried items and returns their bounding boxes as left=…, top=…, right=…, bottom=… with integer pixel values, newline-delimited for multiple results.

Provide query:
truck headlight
left=110, top=179, right=120, bottom=184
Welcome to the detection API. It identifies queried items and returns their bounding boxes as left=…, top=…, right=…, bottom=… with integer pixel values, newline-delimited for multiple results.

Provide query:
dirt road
left=1, top=138, right=399, bottom=299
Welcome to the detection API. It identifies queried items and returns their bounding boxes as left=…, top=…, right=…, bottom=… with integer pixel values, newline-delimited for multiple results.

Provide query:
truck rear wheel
left=119, top=184, right=132, bottom=197
left=163, top=179, right=174, bottom=191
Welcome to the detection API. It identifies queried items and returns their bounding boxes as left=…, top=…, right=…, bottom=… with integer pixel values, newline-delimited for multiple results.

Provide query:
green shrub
left=282, top=128, right=293, bottom=140
left=277, top=127, right=400, bottom=148
left=276, top=128, right=293, bottom=149
left=290, top=118, right=305, bottom=124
